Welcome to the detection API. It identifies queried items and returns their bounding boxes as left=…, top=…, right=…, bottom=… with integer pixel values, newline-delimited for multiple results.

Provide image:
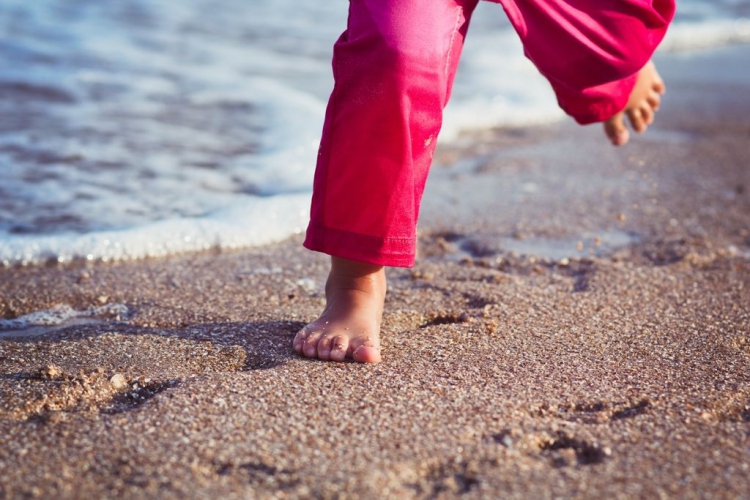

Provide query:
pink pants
left=304, top=0, right=674, bottom=267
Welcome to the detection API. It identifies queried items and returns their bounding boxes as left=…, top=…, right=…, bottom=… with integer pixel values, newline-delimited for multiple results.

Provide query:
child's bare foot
left=604, top=60, right=666, bottom=146
left=293, top=257, right=385, bottom=363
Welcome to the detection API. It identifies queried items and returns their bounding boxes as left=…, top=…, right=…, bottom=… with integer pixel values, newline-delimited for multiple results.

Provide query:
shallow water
left=0, top=303, right=129, bottom=338
left=498, top=231, right=639, bottom=262
left=446, top=230, right=639, bottom=262
left=1, top=0, right=748, bottom=265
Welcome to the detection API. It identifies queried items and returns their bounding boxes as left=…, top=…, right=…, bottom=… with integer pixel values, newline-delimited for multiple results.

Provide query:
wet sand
left=1, top=47, right=749, bottom=499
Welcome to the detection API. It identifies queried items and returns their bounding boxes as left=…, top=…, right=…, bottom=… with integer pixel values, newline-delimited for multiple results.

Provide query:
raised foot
left=293, top=257, right=386, bottom=363
left=604, top=60, right=666, bottom=146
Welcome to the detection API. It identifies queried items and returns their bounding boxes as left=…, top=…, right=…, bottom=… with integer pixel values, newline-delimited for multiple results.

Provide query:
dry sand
left=1, top=47, right=749, bottom=499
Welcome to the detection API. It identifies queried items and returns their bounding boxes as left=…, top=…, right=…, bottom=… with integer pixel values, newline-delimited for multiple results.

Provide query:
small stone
left=76, top=271, right=91, bottom=284
left=436, top=237, right=457, bottom=252
left=441, top=476, right=460, bottom=493
left=552, top=448, right=578, bottom=468
left=97, top=295, right=109, bottom=305
left=45, top=411, right=65, bottom=424
left=617, top=213, right=627, bottom=222
left=558, top=258, right=570, bottom=266
left=39, top=365, right=63, bottom=380
left=410, top=269, right=433, bottom=281
left=296, top=278, right=316, bottom=291
left=110, top=373, right=128, bottom=390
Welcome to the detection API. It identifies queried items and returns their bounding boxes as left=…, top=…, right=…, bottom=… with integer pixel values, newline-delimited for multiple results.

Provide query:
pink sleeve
left=496, top=0, right=675, bottom=124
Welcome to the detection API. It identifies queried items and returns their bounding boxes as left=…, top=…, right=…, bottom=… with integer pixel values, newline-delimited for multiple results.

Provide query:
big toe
left=352, top=345, right=381, bottom=364
left=604, top=113, right=630, bottom=146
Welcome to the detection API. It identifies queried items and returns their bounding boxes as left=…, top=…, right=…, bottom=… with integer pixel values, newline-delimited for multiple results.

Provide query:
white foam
left=235, top=79, right=324, bottom=194
left=662, top=18, right=750, bottom=52
left=0, top=194, right=309, bottom=266
left=443, top=27, right=565, bottom=141
left=0, top=303, right=129, bottom=330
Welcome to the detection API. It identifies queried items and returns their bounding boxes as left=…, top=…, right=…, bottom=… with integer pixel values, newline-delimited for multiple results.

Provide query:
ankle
left=326, top=257, right=387, bottom=299
left=330, top=256, right=384, bottom=278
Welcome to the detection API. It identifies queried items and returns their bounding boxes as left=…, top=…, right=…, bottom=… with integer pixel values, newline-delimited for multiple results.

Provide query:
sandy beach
left=1, top=46, right=749, bottom=499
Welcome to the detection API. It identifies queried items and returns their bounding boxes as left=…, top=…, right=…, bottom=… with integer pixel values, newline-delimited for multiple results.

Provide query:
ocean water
left=1, top=0, right=749, bottom=266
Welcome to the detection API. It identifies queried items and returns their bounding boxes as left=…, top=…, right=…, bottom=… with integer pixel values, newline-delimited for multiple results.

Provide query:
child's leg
left=296, top=0, right=479, bottom=363
left=492, top=0, right=674, bottom=143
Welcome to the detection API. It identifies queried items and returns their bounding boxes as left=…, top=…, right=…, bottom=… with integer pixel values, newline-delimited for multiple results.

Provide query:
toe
left=317, top=335, right=334, bottom=361
left=329, top=335, right=348, bottom=362
left=652, top=77, right=666, bottom=95
left=303, top=331, right=324, bottom=358
left=350, top=335, right=381, bottom=364
left=640, top=104, right=654, bottom=126
left=603, top=113, right=630, bottom=146
left=352, top=345, right=381, bottom=363
left=293, top=327, right=310, bottom=353
left=647, top=90, right=661, bottom=112
left=627, top=108, right=647, bottom=133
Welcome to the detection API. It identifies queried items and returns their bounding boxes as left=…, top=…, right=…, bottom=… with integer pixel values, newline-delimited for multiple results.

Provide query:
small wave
left=0, top=193, right=309, bottom=266
left=0, top=303, right=129, bottom=331
left=662, top=18, right=750, bottom=52
left=0, top=81, right=75, bottom=104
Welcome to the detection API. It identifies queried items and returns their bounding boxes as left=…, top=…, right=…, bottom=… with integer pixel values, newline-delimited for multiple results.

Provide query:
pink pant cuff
left=303, top=222, right=416, bottom=268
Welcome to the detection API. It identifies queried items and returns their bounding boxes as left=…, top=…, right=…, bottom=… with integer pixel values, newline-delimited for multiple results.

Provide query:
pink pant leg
left=304, top=0, right=479, bottom=268
left=493, top=0, right=675, bottom=123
